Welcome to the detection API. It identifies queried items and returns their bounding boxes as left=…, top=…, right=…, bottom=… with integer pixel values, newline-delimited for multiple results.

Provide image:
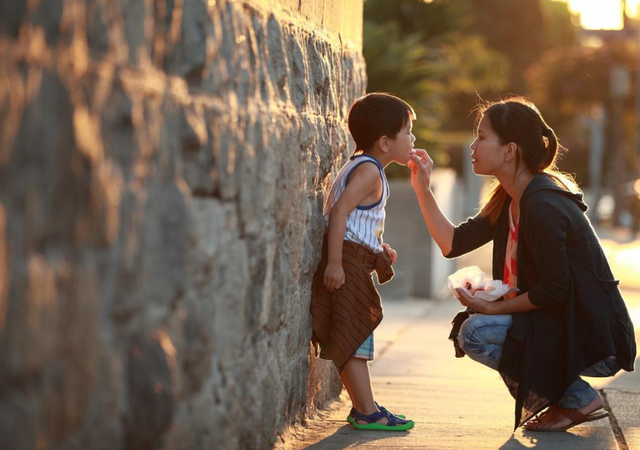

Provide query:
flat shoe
left=524, top=405, right=609, bottom=432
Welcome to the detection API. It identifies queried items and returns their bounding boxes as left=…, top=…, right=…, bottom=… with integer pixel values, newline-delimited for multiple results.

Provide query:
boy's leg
left=339, top=371, right=357, bottom=409
left=341, top=358, right=377, bottom=417
left=341, top=334, right=412, bottom=428
left=343, top=357, right=409, bottom=426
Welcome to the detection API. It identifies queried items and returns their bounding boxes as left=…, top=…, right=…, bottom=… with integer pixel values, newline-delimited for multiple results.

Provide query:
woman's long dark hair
left=475, top=97, right=580, bottom=224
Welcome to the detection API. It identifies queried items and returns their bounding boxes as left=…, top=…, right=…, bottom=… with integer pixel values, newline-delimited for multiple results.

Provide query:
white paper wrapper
left=447, top=265, right=518, bottom=302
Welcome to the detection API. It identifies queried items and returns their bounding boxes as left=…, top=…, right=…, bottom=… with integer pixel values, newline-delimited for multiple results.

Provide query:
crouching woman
left=408, top=97, right=636, bottom=431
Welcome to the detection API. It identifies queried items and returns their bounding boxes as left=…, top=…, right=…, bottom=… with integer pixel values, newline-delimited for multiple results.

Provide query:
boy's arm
left=324, top=163, right=381, bottom=293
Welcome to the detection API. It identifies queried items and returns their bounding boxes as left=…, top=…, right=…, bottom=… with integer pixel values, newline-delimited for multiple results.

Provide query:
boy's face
left=388, top=118, right=416, bottom=165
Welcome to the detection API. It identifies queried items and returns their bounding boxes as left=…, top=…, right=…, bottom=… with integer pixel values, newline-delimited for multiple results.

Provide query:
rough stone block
left=0, top=0, right=26, bottom=37
left=141, top=180, right=189, bottom=312
left=212, top=237, right=250, bottom=363
left=125, top=328, right=177, bottom=450
left=31, top=0, right=64, bottom=46
left=118, top=0, right=147, bottom=65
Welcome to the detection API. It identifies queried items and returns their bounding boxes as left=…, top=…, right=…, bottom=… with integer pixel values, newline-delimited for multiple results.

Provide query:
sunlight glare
left=563, top=0, right=625, bottom=30
left=628, top=0, right=640, bottom=18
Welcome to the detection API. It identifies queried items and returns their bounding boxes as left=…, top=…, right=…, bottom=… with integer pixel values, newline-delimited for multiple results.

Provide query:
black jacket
left=446, top=173, right=636, bottom=429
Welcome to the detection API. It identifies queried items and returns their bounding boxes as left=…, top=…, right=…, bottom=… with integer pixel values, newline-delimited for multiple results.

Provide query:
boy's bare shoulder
left=349, top=160, right=382, bottom=184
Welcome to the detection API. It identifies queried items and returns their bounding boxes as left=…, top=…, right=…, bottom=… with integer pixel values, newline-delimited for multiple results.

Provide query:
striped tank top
left=324, top=154, right=389, bottom=253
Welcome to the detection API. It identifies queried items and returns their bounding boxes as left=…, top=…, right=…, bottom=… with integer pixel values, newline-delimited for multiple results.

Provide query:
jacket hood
left=521, top=173, right=588, bottom=212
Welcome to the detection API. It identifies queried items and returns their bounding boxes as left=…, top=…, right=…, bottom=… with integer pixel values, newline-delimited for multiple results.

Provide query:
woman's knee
left=458, top=314, right=510, bottom=354
left=457, top=315, right=486, bottom=353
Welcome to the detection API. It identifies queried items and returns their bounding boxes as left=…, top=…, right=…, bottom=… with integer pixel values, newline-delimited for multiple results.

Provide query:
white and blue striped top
left=323, top=154, right=390, bottom=253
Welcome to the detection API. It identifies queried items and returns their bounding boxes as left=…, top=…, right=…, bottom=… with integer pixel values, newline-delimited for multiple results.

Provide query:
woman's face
left=470, top=115, right=508, bottom=176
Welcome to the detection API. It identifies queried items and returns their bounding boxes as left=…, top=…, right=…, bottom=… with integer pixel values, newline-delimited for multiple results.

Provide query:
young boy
left=310, top=93, right=416, bottom=431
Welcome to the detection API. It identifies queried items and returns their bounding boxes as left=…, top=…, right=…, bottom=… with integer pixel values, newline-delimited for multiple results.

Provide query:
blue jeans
left=458, top=313, right=621, bottom=409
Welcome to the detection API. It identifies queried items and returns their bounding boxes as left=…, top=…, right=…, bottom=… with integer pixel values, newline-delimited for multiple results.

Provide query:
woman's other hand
left=455, top=288, right=496, bottom=314
left=408, top=148, right=433, bottom=192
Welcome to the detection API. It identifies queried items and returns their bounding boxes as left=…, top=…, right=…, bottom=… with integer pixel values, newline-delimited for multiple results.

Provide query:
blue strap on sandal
left=376, top=402, right=406, bottom=419
left=346, top=403, right=406, bottom=424
left=352, top=409, right=414, bottom=431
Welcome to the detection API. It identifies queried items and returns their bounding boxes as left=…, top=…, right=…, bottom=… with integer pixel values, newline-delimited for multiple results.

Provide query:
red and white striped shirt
left=503, top=204, right=519, bottom=300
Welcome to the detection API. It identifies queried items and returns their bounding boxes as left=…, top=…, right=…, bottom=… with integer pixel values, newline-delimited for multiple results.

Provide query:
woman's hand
left=382, top=243, right=397, bottom=264
left=324, top=263, right=345, bottom=293
left=454, top=288, right=497, bottom=314
left=408, top=149, right=433, bottom=192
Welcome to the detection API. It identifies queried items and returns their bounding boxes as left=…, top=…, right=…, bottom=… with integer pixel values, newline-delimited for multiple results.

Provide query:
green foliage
left=364, top=21, right=446, bottom=133
left=364, top=0, right=469, bottom=41
left=441, top=35, right=510, bottom=96
left=540, top=0, right=579, bottom=51
left=465, top=0, right=545, bottom=93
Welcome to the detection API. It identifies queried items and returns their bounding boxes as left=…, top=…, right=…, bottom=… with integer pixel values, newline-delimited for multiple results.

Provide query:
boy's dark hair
left=347, top=93, right=416, bottom=152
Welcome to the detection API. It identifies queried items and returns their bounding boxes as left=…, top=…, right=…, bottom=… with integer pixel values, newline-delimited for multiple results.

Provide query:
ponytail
left=542, top=127, right=557, bottom=170
left=541, top=126, right=581, bottom=194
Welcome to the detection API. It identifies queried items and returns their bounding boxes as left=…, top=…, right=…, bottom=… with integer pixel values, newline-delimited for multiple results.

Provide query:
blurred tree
left=364, top=22, right=446, bottom=136
left=526, top=40, right=638, bottom=187
left=540, top=0, right=579, bottom=51
left=363, top=0, right=581, bottom=177
left=438, top=33, right=510, bottom=129
left=364, top=0, right=509, bottom=176
left=464, top=0, right=545, bottom=94
left=364, top=0, right=468, bottom=41
left=526, top=45, right=627, bottom=125
left=437, top=33, right=510, bottom=171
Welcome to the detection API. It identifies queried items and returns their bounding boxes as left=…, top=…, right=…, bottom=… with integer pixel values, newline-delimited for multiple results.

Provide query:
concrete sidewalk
left=279, top=298, right=640, bottom=450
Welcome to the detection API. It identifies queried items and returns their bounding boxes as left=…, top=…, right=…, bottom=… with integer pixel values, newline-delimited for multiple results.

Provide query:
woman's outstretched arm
left=408, top=149, right=455, bottom=255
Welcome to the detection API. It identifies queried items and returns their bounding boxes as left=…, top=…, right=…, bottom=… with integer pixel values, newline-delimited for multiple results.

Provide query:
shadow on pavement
left=300, top=424, right=413, bottom=450
left=499, top=430, right=593, bottom=449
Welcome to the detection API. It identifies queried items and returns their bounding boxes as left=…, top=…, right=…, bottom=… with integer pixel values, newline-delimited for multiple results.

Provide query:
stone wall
left=0, top=1, right=366, bottom=449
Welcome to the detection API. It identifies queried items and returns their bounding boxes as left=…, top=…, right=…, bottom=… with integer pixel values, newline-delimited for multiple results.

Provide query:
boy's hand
left=324, top=263, right=345, bottom=293
left=382, top=243, right=397, bottom=264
